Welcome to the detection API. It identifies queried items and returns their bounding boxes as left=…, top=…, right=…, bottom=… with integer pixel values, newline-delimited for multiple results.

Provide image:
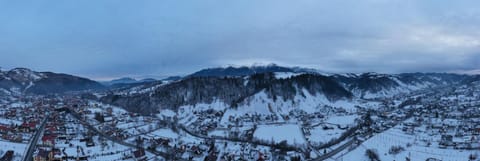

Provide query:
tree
left=469, top=153, right=478, bottom=161
left=94, top=112, right=104, bottom=122
left=149, top=141, right=158, bottom=151
left=290, top=156, right=302, bottom=161
left=135, top=136, right=144, bottom=147
left=99, top=137, right=107, bottom=151
left=365, top=149, right=380, bottom=161
left=364, top=111, right=373, bottom=126
left=388, top=145, right=405, bottom=155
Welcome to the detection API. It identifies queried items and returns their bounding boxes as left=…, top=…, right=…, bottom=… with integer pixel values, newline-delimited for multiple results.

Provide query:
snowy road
left=312, top=139, right=357, bottom=161
left=22, top=116, right=48, bottom=161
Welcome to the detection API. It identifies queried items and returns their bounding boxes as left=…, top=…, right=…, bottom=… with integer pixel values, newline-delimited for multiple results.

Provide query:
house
left=86, top=138, right=95, bottom=147
left=42, top=135, right=56, bottom=147
left=257, top=152, right=265, bottom=161
left=133, top=149, right=146, bottom=160
left=78, top=156, right=88, bottom=161
left=106, top=107, right=113, bottom=115
left=33, top=149, right=49, bottom=161
left=57, top=135, right=68, bottom=140
left=439, top=135, right=454, bottom=147
left=49, top=148, right=63, bottom=161
left=0, top=125, right=11, bottom=134
left=7, top=134, right=23, bottom=143
left=104, top=116, right=113, bottom=122
left=20, top=122, right=37, bottom=132
left=153, top=138, right=170, bottom=146
left=190, top=145, right=202, bottom=155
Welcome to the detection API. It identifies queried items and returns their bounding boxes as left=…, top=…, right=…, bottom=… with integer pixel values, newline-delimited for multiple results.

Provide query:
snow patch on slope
left=274, top=72, right=303, bottom=79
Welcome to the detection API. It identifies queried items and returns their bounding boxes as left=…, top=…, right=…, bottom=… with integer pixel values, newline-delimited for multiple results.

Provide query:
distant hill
left=101, top=77, right=138, bottom=86
left=101, top=77, right=157, bottom=86
left=188, top=64, right=297, bottom=77
left=0, top=68, right=103, bottom=95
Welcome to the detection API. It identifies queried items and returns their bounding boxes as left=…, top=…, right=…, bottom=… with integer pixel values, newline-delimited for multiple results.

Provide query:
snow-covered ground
left=337, top=125, right=478, bottom=161
left=274, top=72, right=303, bottom=79
left=325, top=115, right=358, bottom=126
left=254, top=124, right=306, bottom=145
left=0, top=118, right=22, bottom=125
left=0, top=140, right=27, bottom=161
left=149, top=128, right=179, bottom=138
left=308, top=126, right=346, bottom=144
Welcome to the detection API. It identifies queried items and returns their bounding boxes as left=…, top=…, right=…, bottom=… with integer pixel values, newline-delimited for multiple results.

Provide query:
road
left=300, top=125, right=322, bottom=157
left=309, top=97, right=418, bottom=161
left=311, top=138, right=357, bottom=161
left=22, top=116, right=48, bottom=161
left=314, top=112, right=414, bottom=161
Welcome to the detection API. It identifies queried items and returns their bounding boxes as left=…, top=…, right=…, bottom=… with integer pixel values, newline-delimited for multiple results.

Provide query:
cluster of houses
left=72, top=100, right=299, bottom=160
left=388, top=88, right=480, bottom=150
left=25, top=98, right=154, bottom=161
left=0, top=99, right=49, bottom=145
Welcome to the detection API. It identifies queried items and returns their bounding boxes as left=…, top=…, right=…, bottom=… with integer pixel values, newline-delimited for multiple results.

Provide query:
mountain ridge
left=99, top=69, right=475, bottom=114
left=1, top=65, right=478, bottom=115
left=0, top=67, right=104, bottom=95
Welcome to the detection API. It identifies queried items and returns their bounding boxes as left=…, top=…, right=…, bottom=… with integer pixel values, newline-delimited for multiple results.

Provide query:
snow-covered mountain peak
left=7, top=67, right=45, bottom=82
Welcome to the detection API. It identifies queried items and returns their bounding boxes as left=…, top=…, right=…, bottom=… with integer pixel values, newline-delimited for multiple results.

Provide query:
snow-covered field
left=0, top=140, right=27, bottom=160
left=254, top=124, right=306, bottom=145
left=308, top=126, right=346, bottom=144
left=56, top=136, right=134, bottom=161
left=337, top=125, right=477, bottom=161
left=149, top=128, right=179, bottom=138
left=325, top=115, right=358, bottom=126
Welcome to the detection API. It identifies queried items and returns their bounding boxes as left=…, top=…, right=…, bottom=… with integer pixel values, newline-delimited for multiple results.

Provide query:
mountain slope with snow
left=332, top=72, right=468, bottom=99
left=0, top=68, right=103, bottom=95
left=100, top=73, right=353, bottom=114
left=100, top=65, right=475, bottom=114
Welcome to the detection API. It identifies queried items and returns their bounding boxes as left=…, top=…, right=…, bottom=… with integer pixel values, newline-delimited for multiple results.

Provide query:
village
left=0, top=82, right=478, bottom=161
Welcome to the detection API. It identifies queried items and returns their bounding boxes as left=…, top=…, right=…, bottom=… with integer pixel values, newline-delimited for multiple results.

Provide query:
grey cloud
left=0, top=0, right=479, bottom=79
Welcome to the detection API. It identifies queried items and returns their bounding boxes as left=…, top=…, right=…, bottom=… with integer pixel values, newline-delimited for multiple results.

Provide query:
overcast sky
left=1, top=0, right=479, bottom=80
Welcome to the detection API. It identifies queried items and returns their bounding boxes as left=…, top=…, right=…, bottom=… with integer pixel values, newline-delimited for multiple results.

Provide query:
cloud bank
left=0, top=0, right=479, bottom=79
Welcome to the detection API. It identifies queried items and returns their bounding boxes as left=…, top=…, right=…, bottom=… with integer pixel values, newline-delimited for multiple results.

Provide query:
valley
left=0, top=66, right=479, bottom=161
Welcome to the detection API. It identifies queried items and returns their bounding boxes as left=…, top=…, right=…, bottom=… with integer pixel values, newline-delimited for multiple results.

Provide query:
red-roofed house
left=33, top=149, right=50, bottom=161
left=20, top=122, right=37, bottom=132
left=42, top=135, right=56, bottom=147
left=133, top=149, right=146, bottom=160
left=0, top=125, right=11, bottom=133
